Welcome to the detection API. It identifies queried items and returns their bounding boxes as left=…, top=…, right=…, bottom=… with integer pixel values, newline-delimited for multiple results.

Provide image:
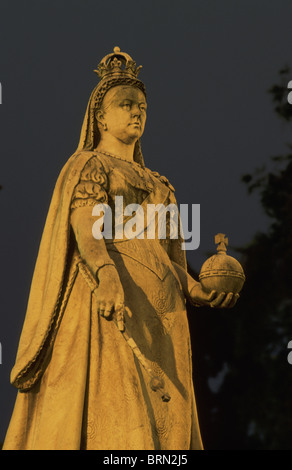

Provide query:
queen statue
left=3, top=47, right=238, bottom=450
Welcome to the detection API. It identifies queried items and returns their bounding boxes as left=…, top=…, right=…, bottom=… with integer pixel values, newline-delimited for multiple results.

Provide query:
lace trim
left=71, top=156, right=109, bottom=210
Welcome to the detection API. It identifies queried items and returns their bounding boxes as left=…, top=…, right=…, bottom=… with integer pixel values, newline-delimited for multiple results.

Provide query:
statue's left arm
left=166, top=192, right=238, bottom=309
left=171, top=260, right=238, bottom=308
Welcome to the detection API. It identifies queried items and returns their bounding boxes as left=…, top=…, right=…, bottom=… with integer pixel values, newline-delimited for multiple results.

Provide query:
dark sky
left=0, top=0, right=292, bottom=444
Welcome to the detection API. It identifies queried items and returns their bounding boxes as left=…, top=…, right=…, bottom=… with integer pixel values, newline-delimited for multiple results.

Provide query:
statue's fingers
left=115, top=301, right=124, bottom=313
left=219, top=292, right=234, bottom=308
left=97, top=301, right=106, bottom=316
left=103, top=304, right=114, bottom=318
left=228, top=293, right=240, bottom=309
left=115, top=303, right=125, bottom=332
left=210, top=292, right=226, bottom=308
left=207, top=290, right=217, bottom=302
left=124, top=306, right=132, bottom=319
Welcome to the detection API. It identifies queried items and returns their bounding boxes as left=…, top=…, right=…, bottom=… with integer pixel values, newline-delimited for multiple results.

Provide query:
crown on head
left=94, top=46, right=142, bottom=81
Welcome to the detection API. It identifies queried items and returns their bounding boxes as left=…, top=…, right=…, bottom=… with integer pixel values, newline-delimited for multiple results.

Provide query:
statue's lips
left=129, top=122, right=141, bottom=128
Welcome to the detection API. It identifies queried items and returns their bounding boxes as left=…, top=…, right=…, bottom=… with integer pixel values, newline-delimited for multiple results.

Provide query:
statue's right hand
left=94, top=265, right=125, bottom=331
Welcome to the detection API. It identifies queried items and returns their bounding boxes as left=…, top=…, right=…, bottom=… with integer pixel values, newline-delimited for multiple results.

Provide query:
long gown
left=3, top=151, right=203, bottom=450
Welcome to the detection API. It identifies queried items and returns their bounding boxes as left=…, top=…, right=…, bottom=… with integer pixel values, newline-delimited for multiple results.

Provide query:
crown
left=94, top=46, right=142, bottom=81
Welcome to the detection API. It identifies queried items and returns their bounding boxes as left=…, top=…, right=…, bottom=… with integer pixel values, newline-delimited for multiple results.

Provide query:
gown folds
left=3, top=151, right=203, bottom=450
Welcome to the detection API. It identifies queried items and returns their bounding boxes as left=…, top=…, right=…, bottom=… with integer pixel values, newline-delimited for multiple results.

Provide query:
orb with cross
left=199, top=233, right=246, bottom=295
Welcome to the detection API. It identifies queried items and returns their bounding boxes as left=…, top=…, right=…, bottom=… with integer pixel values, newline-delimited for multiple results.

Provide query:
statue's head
left=96, top=84, right=147, bottom=146
left=77, top=47, right=147, bottom=165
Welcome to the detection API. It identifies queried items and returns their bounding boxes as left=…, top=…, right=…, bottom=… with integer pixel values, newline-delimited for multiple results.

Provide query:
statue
left=3, top=47, right=240, bottom=450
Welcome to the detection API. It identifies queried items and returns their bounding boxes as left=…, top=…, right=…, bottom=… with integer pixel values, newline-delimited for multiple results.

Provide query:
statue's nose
left=131, top=104, right=141, bottom=117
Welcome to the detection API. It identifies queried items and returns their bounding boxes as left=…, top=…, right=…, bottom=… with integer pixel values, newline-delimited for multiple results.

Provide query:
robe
left=3, top=151, right=203, bottom=450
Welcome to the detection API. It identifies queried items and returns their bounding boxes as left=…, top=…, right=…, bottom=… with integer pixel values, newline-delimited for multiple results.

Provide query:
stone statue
left=3, top=47, right=239, bottom=450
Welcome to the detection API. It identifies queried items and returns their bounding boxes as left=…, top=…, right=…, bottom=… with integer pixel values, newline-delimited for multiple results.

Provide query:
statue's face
left=97, top=85, right=147, bottom=144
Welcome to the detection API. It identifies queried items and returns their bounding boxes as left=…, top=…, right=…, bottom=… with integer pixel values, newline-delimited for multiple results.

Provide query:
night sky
left=0, top=0, right=292, bottom=445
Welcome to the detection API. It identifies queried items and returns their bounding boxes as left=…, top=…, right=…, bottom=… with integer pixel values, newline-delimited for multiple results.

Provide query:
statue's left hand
left=190, top=282, right=239, bottom=309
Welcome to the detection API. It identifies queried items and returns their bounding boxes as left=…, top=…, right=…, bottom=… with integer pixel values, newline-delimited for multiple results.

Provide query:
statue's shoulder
left=64, top=151, right=108, bottom=179
left=145, top=167, right=175, bottom=192
left=79, top=152, right=109, bottom=177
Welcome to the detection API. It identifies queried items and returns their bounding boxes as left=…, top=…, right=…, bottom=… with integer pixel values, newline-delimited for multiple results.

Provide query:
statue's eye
left=139, top=104, right=147, bottom=112
left=122, top=102, right=131, bottom=110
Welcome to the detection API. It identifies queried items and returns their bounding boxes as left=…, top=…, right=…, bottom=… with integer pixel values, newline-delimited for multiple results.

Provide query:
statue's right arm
left=70, top=205, right=125, bottom=322
left=70, top=205, right=114, bottom=277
